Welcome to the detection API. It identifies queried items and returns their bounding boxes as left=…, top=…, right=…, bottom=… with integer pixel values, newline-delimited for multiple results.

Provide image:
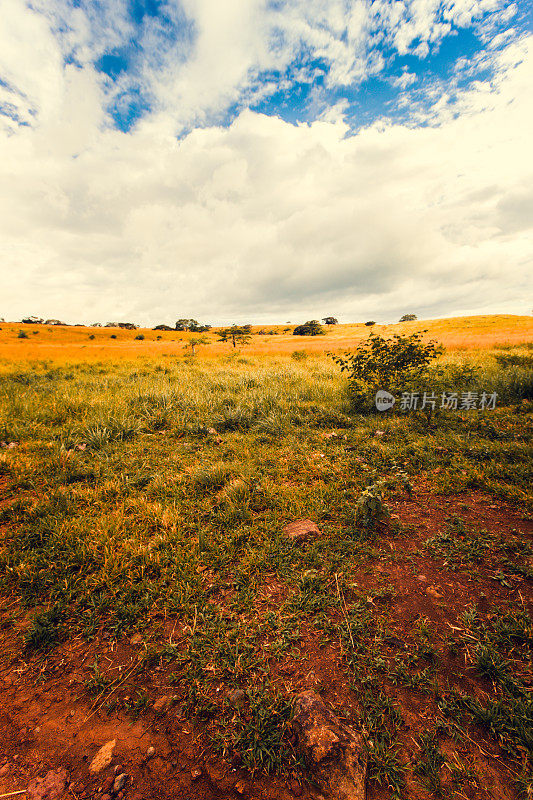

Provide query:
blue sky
left=0, top=0, right=532, bottom=324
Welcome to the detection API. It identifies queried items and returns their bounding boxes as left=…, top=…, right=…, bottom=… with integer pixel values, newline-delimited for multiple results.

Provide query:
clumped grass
left=24, top=605, right=64, bottom=651
left=414, top=731, right=446, bottom=795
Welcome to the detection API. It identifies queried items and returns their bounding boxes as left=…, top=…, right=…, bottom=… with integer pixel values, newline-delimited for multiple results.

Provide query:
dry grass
left=0, top=314, right=531, bottom=363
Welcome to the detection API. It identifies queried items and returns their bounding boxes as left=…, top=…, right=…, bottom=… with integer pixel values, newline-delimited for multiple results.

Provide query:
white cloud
left=0, top=3, right=531, bottom=324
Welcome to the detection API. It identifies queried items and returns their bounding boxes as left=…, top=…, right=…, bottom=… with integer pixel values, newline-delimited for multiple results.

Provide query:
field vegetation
left=0, top=315, right=532, bottom=799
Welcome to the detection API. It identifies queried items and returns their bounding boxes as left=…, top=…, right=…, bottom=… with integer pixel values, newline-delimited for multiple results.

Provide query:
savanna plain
left=0, top=315, right=532, bottom=800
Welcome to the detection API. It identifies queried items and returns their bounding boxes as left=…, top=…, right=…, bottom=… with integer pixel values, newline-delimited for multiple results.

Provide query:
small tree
left=185, top=336, right=209, bottom=356
left=399, top=314, right=417, bottom=322
left=365, top=321, right=376, bottom=327
left=331, top=331, right=442, bottom=410
left=217, top=325, right=252, bottom=348
left=293, top=320, right=325, bottom=336
left=322, top=317, right=338, bottom=325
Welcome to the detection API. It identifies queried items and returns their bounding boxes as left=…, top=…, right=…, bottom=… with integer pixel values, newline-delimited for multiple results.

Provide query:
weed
left=414, top=731, right=445, bottom=795
left=24, top=605, right=64, bottom=651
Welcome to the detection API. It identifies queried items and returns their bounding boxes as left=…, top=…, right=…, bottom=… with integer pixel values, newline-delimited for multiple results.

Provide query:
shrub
left=18, top=330, right=28, bottom=339
left=399, top=313, right=417, bottom=322
left=365, top=321, right=376, bottom=327
left=330, top=331, right=442, bottom=410
left=293, top=320, right=325, bottom=336
left=135, top=334, right=145, bottom=341
left=291, top=350, right=308, bottom=361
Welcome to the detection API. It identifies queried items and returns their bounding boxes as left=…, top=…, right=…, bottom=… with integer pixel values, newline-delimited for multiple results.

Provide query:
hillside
left=0, top=314, right=531, bottom=363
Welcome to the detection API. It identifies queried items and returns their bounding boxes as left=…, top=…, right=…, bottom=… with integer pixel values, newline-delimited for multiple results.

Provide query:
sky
left=0, top=0, right=532, bottom=326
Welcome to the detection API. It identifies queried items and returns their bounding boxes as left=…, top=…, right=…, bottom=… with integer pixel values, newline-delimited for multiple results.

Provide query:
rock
left=0, top=764, right=9, bottom=776
left=27, top=768, right=70, bottom=800
left=292, top=690, right=367, bottom=800
left=190, top=768, right=202, bottom=780
left=283, top=519, right=321, bottom=544
left=130, top=634, right=143, bottom=645
left=152, top=696, right=172, bottom=715
left=113, top=774, right=127, bottom=793
left=226, top=689, right=246, bottom=710
left=477, top=593, right=490, bottom=613
left=145, top=746, right=155, bottom=761
left=289, top=779, right=303, bottom=797
left=90, top=741, right=116, bottom=775
left=426, top=586, right=443, bottom=600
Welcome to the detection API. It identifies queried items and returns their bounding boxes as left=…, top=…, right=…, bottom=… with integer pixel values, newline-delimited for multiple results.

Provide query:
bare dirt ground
left=1, top=484, right=532, bottom=800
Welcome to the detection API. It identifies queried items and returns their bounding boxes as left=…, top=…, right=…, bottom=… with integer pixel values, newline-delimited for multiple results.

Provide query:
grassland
left=0, top=313, right=531, bottom=361
left=0, top=316, right=532, bottom=800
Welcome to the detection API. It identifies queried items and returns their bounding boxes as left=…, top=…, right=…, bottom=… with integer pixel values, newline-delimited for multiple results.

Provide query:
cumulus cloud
left=0, top=1, right=531, bottom=324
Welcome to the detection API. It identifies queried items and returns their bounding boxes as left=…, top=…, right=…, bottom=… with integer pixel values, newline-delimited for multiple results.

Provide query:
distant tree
left=185, top=336, right=209, bottom=356
left=175, top=319, right=211, bottom=332
left=399, top=314, right=417, bottom=322
left=45, top=319, right=65, bottom=326
left=217, top=325, right=252, bottom=348
left=176, top=318, right=197, bottom=331
left=105, top=322, right=118, bottom=328
left=22, top=316, right=43, bottom=324
left=153, top=324, right=174, bottom=331
left=365, top=321, right=376, bottom=327
left=91, top=322, right=102, bottom=327
left=293, top=320, right=325, bottom=336
left=118, top=322, right=138, bottom=330
left=322, top=317, right=338, bottom=325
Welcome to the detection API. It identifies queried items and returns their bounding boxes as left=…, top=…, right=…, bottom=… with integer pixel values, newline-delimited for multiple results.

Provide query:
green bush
left=331, top=331, right=442, bottom=410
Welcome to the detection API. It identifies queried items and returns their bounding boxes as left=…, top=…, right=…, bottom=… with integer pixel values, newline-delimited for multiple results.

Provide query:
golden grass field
left=0, top=314, right=532, bottom=362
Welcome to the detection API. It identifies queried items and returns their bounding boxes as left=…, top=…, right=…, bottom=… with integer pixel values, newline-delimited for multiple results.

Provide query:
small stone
left=190, top=768, right=202, bottom=780
left=27, top=768, right=69, bottom=800
left=226, top=689, right=246, bottom=710
left=426, top=586, right=443, bottom=600
left=234, top=780, right=248, bottom=795
left=417, top=575, right=427, bottom=582
left=113, top=774, right=127, bottom=793
left=145, top=746, right=155, bottom=761
left=90, top=741, right=116, bottom=775
left=283, top=519, right=321, bottom=544
left=152, top=695, right=172, bottom=715
left=0, top=764, right=9, bottom=776
left=477, top=593, right=490, bottom=613
left=292, top=690, right=367, bottom=800
left=130, top=634, right=143, bottom=645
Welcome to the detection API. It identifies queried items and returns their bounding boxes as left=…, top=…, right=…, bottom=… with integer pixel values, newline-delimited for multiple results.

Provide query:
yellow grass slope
left=0, top=314, right=531, bottom=363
